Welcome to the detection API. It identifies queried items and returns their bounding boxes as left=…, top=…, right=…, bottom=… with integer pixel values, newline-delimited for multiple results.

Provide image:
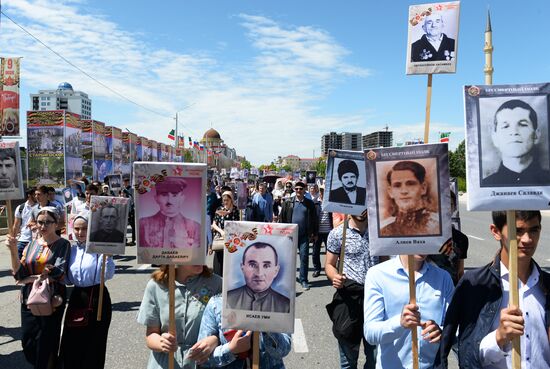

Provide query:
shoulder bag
left=27, top=277, right=53, bottom=316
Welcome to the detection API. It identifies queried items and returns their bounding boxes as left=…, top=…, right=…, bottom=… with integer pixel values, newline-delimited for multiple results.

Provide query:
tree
left=240, top=159, right=252, bottom=170
left=183, top=150, right=194, bottom=163
left=314, top=157, right=326, bottom=177
left=449, top=140, right=466, bottom=191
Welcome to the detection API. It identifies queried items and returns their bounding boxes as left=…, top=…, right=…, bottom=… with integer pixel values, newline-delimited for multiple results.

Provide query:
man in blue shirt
left=363, top=255, right=454, bottom=369
left=251, top=182, right=273, bottom=222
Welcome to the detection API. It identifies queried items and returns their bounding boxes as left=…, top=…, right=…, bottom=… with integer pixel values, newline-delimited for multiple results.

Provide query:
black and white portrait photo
left=222, top=221, right=297, bottom=333
left=365, top=144, right=451, bottom=256
left=87, top=196, right=130, bottom=255
left=406, top=1, right=460, bottom=75
left=322, top=150, right=367, bottom=216
left=0, top=141, right=23, bottom=200
left=464, top=83, right=550, bottom=211
left=306, top=170, right=316, bottom=185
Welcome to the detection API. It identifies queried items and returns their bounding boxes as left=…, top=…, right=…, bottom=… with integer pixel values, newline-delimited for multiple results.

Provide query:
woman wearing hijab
left=5, top=206, right=70, bottom=369
left=137, top=264, right=222, bottom=369
left=210, top=191, right=240, bottom=276
left=59, top=212, right=115, bottom=369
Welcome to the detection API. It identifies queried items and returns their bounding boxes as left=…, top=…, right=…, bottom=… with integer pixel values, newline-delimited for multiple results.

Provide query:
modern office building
left=30, top=82, right=92, bottom=119
left=363, top=130, right=393, bottom=149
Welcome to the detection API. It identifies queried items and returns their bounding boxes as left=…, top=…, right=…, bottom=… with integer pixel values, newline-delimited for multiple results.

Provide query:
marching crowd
left=4, top=174, right=550, bottom=369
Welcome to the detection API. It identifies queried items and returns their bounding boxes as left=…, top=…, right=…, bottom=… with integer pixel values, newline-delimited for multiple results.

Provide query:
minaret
left=484, top=10, right=494, bottom=84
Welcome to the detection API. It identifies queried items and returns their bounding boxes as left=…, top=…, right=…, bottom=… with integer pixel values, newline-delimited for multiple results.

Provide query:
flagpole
left=174, top=113, right=178, bottom=150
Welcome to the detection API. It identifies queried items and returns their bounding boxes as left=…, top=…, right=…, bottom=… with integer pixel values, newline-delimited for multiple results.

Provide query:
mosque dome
left=203, top=128, right=221, bottom=140
left=57, top=82, right=73, bottom=90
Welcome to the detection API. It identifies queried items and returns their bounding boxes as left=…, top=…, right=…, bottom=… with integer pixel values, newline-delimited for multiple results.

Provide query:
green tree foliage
left=314, top=157, right=327, bottom=177
left=240, top=159, right=252, bottom=170
left=449, top=140, right=466, bottom=191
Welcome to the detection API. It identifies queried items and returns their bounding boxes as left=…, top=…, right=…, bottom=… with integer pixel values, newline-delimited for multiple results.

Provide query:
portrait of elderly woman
left=379, top=160, right=441, bottom=237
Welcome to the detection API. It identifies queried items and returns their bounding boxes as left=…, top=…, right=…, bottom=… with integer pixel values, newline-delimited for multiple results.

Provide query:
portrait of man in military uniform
left=410, top=12, right=455, bottom=62
left=379, top=160, right=440, bottom=237
left=139, top=177, right=201, bottom=248
left=89, top=204, right=126, bottom=243
left=226, top=242, right=290, bottom=313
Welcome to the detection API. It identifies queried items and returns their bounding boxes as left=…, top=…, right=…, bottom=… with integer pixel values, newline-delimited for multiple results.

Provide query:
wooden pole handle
left=96, top=254, right=107, bottom=321
left=252, top=331, right=260, bottom=369
left=408, top=255, right=419, bottom=369
left=506, top=211, right=521, bottom=369
left=168, top=265, right=176, bottom=369
left=338, top=217, right=349, bottom=274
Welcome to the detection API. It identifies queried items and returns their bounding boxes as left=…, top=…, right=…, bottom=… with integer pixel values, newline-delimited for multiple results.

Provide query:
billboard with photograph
left=136, top=136, right=144, bottom=161
left=322, top=150, right=367, bottom=216
left=0, top=57, right=21, bottom=136
left=365, top=143, right=451, bottom=256
left=86, top=195, right=130, bottom=255
left=0, top=141, right=24, bottom=200
left=464, top=83, right=550, bottom=210
left=64, top=112, right=82, bottom=182
left=27, top=110, right=66, bottom=188
left=112, top=127, right=122, bottom=175
left=406, top=1, right=460, bottom=75
left=91, top=120, right=107, bottom=181
left=222, top=221, right=297, bottom=333
left=134, top=162, right=207, bottom=265
left=81, top=120, right=93, bottom=179
left=121, top=132, right=131, bottom=180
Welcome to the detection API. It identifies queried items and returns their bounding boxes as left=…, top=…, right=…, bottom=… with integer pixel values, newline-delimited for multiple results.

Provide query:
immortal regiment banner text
left=92, top=121, right=107, bottom=181
left=0, top=57, right=21, bottom=136
left=0, top=141, right=24, bottom=200
left=134, top=162, right=207, bottom=265
left=87, top=195, right=130, bottom=255
left=27, top=110, right=66, bottom=187
left=365, top=143, right=451, bottom=256
left=406, top=1, right=460, bottom=75
left=323, top=149, right=368, bottom=216
left=464, top=83, right=550, bottom=210
left=222, top=221, right=297, bottom=333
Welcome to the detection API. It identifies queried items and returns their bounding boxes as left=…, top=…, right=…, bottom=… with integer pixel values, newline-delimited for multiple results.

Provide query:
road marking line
left=467, top=234, right=484, bottom=241
left=292, top=319, right=309, bottom=353
left=138, top=264, right=151, bottom=270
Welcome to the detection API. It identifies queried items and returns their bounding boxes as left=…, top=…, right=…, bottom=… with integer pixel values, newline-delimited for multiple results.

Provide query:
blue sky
left=2, top=0, right=550, bottom=165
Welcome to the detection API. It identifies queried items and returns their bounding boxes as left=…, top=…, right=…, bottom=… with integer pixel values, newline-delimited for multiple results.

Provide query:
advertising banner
left=0, top=57, right=21, bottom=136
left=464, top=83, right=550, bottom=210
left=134, top=162, right=207, bottom=265
left=406, top=1, right=460, bottom=75
left=222, top=221, right=297, bottom=333
left=365, top=143, right=451, bottom=256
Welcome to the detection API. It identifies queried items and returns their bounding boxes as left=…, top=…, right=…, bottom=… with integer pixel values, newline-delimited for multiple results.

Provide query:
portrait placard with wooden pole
left=96, top=254, right=107, bottom=321
left=484, top=11, right=520, bottom=369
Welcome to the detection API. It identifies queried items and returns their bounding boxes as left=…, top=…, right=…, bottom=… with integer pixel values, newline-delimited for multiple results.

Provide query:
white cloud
left=2, top=0, right=372, bottom=164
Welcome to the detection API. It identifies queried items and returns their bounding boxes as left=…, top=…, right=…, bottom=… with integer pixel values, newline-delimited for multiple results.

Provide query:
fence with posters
left=134, top=162, right=207, bottom=265
left=222, top=221, right=297, bottom=333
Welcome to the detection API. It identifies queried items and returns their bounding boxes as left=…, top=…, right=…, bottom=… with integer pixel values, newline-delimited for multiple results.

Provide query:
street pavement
left=1, top=197, right=549, bottom=368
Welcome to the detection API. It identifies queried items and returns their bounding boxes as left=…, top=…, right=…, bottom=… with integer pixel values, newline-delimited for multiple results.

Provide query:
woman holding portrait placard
left=58, top=212, right=115, bottom=369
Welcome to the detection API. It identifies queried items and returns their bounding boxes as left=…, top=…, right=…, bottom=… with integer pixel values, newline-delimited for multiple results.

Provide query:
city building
left=299, top=158, right=317, bottom=171
left=281, top=155, right=300, bottom=171
left=30, top=82, right=92, bottom=119
left=363, top=130, right=393, bottom=149
left=321, top=132, right=342, bottom=156
left=341, top=132, right=362, bottom=151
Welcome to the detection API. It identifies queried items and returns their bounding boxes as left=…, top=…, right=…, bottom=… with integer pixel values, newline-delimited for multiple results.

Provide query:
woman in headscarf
left=58, top=212, right=115, bottom=369
left=137, top=265, right=222, bottom=369
left=5, top=206, right=70, bottom=369
left=210, top=190, right=240, bottom=276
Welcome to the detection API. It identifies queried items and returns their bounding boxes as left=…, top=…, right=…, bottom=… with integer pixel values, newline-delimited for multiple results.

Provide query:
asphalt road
left=1, top=197, right=549, bottom=369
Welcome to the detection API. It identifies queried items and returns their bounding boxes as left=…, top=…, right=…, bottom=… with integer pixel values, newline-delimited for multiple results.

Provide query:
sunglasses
left=294, top=187, right=304, bottom=191
left=37, top=220, right=56, bottom=226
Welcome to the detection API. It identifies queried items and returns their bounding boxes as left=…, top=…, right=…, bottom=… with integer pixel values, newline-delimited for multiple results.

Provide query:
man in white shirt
left=436, top=210, right=550, bottom=368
